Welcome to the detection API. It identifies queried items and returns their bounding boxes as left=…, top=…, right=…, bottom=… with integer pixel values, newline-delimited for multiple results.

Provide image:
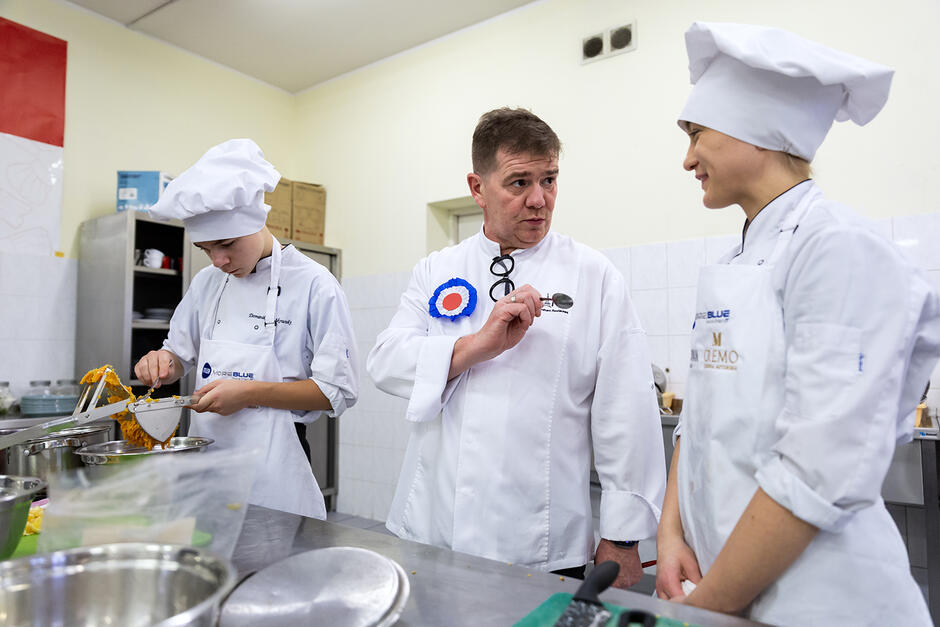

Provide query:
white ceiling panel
left=67, top=0, right=537, bottom=92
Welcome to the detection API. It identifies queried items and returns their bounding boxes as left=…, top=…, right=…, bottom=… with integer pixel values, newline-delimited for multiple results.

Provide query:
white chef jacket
left=367, top=229, right=666, bottom=571
left=164, top=244, right=359, bottom=423
left=675, top=181, right=940, bottom=624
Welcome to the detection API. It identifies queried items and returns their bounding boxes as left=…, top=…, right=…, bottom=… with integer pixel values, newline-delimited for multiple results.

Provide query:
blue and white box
left=116, top=171, right=172, bottom=212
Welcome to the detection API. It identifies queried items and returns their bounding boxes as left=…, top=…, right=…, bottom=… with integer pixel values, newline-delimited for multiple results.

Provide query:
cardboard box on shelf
left=291, top=181, right=325, bottom=245
left=116, top=171, right=172, bottom=212
left=265, top=177, right=292, bottom=240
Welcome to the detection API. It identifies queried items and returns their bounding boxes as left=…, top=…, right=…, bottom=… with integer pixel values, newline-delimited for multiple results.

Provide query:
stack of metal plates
left=19, top=395, right=79, bottom=417
left=220, top=546, right=409, bottom=626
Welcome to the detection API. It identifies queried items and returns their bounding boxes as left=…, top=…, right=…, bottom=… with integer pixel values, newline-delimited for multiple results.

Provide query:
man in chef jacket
left=135, top=138, right=359, bottom=520
left=368, top=108, right=666, bottom=586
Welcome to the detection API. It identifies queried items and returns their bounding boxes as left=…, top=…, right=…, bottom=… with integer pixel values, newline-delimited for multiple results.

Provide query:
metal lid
left=219, top=546, right=408, bottom=627
left=23, top=425, right=112, bottom=450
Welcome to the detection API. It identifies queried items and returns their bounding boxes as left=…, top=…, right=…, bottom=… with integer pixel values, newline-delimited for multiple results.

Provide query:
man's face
left=468, top=149, right=558, bottom=253
left=193, top=230, right=266, bottom=278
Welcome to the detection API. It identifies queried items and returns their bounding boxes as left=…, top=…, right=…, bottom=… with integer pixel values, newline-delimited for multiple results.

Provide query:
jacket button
left=216, top=320, right=221, bottom=325
left=254, top=325, right=259, bottom=330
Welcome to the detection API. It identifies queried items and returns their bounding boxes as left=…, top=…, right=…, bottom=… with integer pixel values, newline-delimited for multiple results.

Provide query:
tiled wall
left=0, top=251, right=78, bottom=398
left=339, top=212, right=940, bottom=521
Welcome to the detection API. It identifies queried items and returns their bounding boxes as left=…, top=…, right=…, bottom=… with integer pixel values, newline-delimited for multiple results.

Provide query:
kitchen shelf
left=134, top=266, right=179, bottom=276
left=132, top=321, right=171, bottom=330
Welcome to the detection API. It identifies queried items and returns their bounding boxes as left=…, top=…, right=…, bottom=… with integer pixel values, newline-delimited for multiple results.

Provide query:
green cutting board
left=514, top=593, right=699, bottom=627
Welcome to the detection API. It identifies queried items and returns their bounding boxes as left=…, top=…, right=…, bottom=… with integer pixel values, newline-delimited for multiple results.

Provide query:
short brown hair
left=471, top=108, right=561, bottom=174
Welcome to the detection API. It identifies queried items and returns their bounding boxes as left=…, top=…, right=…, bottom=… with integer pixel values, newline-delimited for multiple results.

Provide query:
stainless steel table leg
left=921, top=439, right=940, bottom=621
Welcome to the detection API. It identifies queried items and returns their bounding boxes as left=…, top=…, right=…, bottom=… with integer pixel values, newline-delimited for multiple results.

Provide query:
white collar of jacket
left=725, top=180, right=816, bottom=264
left=475, top=226, right=555, bottom=259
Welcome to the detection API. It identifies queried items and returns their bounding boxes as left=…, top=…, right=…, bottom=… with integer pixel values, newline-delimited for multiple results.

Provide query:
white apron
left=678, top=187, right=930, bottom=624
left=190, top=237, right=325, bottom=519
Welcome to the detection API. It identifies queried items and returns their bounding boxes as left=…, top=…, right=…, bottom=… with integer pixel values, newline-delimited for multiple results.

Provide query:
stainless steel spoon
left=541, top=292, right=574, bottom=309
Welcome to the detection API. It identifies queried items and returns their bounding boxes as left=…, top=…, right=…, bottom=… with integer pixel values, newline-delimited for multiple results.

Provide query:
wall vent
left=581, top=21, right=637, bottom=64
left=581, top=33, right=605, bottom=64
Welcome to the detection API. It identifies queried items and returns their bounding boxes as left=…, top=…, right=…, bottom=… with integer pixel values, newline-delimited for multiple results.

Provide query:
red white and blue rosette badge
left=429, top=278, right=477, bottom=321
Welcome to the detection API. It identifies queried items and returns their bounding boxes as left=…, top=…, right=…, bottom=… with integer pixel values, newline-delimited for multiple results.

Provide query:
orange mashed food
left=81, top=365, right=177, bottom=450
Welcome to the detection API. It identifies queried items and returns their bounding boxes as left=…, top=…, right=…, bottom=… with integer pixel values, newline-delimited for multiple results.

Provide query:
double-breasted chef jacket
left=675, top=180, right=940, bottom=624
left=367, top=228, right=666, bottom=571
left=165, top=242, right=359, bottom=518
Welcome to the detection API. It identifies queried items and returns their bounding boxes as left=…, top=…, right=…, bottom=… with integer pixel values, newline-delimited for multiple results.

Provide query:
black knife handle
left=618, top=609, right=657, bottom=627
left=572, top=560, right=620, bottom=604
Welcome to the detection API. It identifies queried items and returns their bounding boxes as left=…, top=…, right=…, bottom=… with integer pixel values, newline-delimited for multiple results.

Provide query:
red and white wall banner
left=0, top=18, right=67, bottom=255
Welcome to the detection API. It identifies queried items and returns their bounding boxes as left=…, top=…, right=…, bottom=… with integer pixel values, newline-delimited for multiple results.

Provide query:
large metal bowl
left=0, top=475, right=46, bottom=559
left=0, top=542, right=236, bottom=626
left=74, top=437, right=214, bottom=466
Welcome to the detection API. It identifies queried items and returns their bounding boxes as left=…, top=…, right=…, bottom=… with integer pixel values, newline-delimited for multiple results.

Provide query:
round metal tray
left=74, top=437, right=214, bottom=465
left=220, top=546, right=409, bottom=627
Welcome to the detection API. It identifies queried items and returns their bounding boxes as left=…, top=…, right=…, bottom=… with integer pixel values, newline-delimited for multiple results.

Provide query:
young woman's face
left=682, top=123, right=764, bottom=210
left=193, top=230, right=266, bottom=278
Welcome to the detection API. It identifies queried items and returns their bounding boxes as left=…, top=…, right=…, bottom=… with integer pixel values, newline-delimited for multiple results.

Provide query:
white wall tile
left=602, top=247, right=631, bottom=286
left=646, top=335, right=669, bottom=371
left=666, top=239, right=705, bottom=288
left=631, top=289, right=668, bottom=336
left=704, top=234, right=739, bottom=265
left=667, top=287, right=696, bottom=336
left=893, top=214, right=940, bottom=271
left=667, top=334, right=691, bottom=385
left=630, top=243, right=667, bottom=291
left=391, top=418, right=411, bottom=451
left=372, top=483, right=394, bottom=522
left=0, top=251, right=42, bottom=295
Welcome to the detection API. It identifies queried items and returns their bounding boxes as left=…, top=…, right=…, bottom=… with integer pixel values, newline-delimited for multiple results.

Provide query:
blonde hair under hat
left=678, top=22, right=894, bottom=161
left=148, top=138, right=280, bottom=242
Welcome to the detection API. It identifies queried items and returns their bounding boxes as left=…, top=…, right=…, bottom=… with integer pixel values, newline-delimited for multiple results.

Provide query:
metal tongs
left=0, top=367, right=130, bottom=451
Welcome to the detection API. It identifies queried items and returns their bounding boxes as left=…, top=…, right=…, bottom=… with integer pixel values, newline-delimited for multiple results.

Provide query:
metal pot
left=0, top=542, right=236, bottom=626
left=75, top=436, right=214, bottom=466
left=0, top=424, right=113, bottom=481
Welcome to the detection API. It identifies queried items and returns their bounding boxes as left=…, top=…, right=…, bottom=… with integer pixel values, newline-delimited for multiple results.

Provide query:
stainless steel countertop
left=230, top=505, right=766, bottom=626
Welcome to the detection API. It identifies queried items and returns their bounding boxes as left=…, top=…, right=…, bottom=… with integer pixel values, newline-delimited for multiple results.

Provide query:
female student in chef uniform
left=655, top=23, right=940, bottom=624
left=134, top=138, right=359, bottom=519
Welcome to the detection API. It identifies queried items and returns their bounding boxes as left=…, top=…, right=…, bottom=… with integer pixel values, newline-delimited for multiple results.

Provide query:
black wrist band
left=611, top=540, right=637, bottom=548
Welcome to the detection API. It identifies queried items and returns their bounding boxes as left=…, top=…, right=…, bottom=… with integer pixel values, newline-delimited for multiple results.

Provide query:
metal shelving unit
left=76, top=210, right=193, bottom=415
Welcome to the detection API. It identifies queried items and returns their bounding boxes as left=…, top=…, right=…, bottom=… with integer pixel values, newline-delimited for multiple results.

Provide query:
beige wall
left=1, top=0, right=296, bottom=258
left=4, top=0, right=938, bottom=273
left=294, top=0, right=940, bottom=277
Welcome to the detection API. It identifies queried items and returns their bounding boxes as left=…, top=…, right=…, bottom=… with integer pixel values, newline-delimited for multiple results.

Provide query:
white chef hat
left=148, top=138, right=280, bottom=242
left=677, top=22, right=894, bottom=161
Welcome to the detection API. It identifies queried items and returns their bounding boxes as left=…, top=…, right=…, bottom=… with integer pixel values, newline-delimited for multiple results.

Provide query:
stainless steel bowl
left=74, top=437, right=214, bottom=466
left=0, top=475, right=46, bottom=560
left=0, top=424, right=113, bottom=480
left=0, top=542, right=236, bottom=626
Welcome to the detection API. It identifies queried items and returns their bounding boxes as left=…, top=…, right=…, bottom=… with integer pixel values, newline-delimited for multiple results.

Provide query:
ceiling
left=67, top=0, right=537, bottom=93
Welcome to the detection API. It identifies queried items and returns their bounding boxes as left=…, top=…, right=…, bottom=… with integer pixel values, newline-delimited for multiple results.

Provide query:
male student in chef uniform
left=368, top=108, right=666, bottom=587
left=654, top=23, right=940, bottom=624
left=135, top=138, right=359, bottom=520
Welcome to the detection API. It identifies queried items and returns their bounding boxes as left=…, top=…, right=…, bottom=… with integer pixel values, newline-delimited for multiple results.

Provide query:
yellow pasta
left=24, top=506, right=43, bottom=535
left=81, top=365, right=176, bottom=451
